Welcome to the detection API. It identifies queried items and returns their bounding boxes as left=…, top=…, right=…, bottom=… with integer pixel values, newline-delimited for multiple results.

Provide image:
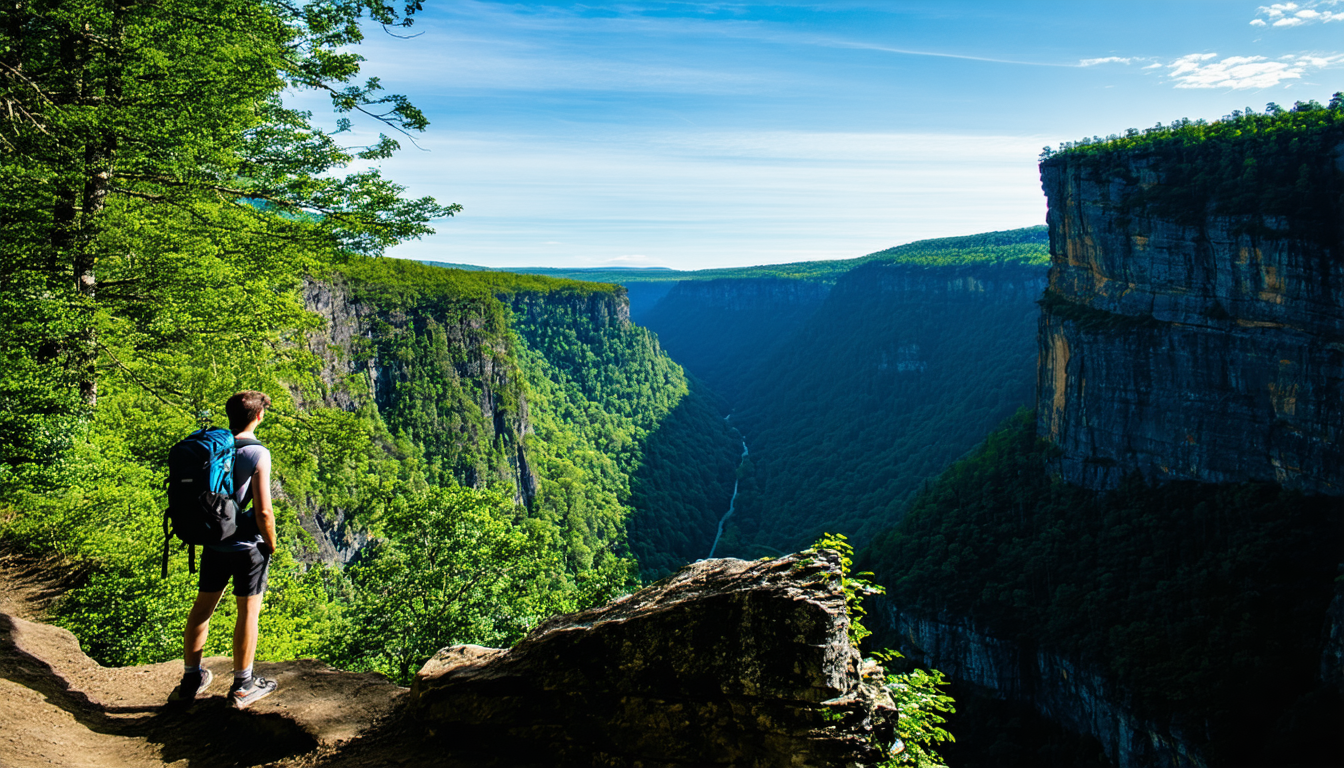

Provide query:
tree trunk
left=69, top=4, right=126, bottom=406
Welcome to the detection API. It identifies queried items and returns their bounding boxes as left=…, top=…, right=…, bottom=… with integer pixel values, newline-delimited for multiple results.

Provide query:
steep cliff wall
left=875, top=601, right=1206, bottom=768
left=1037, top=147, right=1344, bottom=493
left=294, top=275, right=538, bottom=563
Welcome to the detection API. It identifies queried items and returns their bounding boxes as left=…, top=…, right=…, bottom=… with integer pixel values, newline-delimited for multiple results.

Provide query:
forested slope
left=638, top=278, right=831, bottom=403
left=863, top=412, right=1343, bottom=767
left=701, top=233, right=1049, bottom=557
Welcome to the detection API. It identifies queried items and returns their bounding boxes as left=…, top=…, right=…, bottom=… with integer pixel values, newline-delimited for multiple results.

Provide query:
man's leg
left=184, top=589, right=224, bottom=667
left=174, top=589, right=224, bottom=701
left=227, top=546, right=275, bottom=708
left=233, top=593, right=264, bottom=672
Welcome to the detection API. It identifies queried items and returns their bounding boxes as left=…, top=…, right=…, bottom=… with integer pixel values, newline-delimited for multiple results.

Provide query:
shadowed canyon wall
left=1037, top=148, right=1344, bottom=494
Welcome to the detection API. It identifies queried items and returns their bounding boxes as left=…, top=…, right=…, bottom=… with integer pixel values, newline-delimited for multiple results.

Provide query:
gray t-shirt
left=206, top=442, right=270, bottom=552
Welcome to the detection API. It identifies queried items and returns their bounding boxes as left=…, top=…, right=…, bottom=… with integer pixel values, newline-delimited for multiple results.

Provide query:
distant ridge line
left=414, top=224, right=1048, bottom=286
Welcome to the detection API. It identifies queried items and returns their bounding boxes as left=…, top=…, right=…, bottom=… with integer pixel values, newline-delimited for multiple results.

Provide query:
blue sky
left=321, top=1, right=1344, bottom=270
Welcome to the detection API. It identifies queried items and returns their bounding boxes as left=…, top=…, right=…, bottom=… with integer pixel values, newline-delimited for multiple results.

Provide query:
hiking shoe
left=172, top=668, right=213, bottom=702
left=229, top=675, right=277, bottom=709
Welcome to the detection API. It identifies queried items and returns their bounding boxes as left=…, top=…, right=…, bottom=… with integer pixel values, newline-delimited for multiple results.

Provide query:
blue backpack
left=161, top=427, right=259, bottom=576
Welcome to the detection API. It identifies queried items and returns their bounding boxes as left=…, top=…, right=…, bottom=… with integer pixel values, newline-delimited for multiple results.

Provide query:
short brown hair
left=226, top=390, right=272, bottom=433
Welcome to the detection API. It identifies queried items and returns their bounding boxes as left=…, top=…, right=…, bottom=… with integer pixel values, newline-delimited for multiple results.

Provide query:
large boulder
left=409, top=552, right=898, bottom=767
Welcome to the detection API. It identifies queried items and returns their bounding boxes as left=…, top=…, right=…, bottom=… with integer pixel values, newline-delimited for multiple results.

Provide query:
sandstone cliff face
left=874, top=600, right=1205, bottom=768
left=1037, top=154, right=1343, bottom=493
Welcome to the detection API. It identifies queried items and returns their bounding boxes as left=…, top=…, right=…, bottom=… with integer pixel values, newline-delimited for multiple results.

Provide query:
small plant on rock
left=810, top=533, right=956, bottom=768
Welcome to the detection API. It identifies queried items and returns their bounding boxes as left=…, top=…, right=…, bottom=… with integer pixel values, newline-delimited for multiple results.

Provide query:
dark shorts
left=198, top=546, right=270, bottom=597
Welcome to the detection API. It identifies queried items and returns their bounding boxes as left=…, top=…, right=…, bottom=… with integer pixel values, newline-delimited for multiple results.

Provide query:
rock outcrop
left=1, top=552, right=896, bottom=768
left=410, top=552, right=898, bottom=768
left=1037, top=152, right=1343, bottom=493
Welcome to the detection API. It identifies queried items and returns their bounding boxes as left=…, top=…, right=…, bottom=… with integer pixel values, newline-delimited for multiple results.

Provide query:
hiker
left=174, top=390, right=279, bottom=708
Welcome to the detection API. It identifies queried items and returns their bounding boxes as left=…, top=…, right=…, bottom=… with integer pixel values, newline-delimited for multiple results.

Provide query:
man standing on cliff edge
left=174, top=390, right=280, bottom=708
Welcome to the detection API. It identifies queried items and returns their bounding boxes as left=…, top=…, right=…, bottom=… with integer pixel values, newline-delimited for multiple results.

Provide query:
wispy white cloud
left=1079, top=56, right=1138, bottom=67
left=1252, top=1, right=1344, bottom=26
left=1165, top=52, right=1344, bottom=89
left=817, top=38, right=1071, bottom=67
left=1082, top=41, right=1344, bottom=90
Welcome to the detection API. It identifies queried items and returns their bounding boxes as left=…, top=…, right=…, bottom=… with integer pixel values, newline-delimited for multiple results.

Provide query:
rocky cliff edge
left=1, top=552, right=899, bottom=768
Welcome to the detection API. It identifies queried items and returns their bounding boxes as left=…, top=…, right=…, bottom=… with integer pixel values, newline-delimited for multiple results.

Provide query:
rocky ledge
left=1, top=552, right=898, bottom=768
left=411, top=551, right=897, bottom=767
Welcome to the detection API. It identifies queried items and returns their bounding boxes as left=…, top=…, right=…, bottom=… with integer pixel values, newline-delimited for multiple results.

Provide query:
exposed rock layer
left=410, top=552, right=898, bottom=768
left=1037, top=156, right=1343, bottom=493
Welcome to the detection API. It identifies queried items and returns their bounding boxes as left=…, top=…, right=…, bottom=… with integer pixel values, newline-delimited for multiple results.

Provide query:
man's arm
left=253, top=455, right=278, bottom=556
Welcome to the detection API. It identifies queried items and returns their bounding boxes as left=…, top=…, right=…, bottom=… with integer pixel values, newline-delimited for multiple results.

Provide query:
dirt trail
left=0, top=553, right=434, bottom=768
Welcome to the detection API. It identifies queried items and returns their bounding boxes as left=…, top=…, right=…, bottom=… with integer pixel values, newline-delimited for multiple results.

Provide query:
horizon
left=309, top=1, right=1344, bottom=270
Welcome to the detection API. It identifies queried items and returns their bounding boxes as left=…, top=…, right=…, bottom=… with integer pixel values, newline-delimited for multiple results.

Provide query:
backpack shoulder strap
left=234, top=438, right=264, bottom=450
left=162, top=510, right=171, bottom=578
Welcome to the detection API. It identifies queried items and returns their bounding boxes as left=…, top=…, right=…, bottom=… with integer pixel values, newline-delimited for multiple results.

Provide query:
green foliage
left=0, top=0, right=661, bottom=680
left=863, top=411, right=1343, bottom=765
left=505, top=288, right=738, bottom=576
left=809, top=534, right=955, bottom=768
left=866, top=229, right=1049, bottom=269
left=1036, top=289, right=1164, bottom=332
left=874, top=650, right=957, bottom=768
left=0, top=398, right=338, bottom=666
left=640, top=278, right=828, bottom=402
left=325, top=487, right=578, bottom=684
left=809, top=532, right=883, bottom=648
left=625, top=388, right=740, bottom=577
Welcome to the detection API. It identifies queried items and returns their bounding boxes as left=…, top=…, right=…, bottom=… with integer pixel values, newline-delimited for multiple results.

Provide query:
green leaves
left=874, top=650, right=957, bottom=768
left=329, top=486, right=578, bottom=684
left=809, top=531, right=884, bottom=648
left=807, top=533, right=956, bottom=767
